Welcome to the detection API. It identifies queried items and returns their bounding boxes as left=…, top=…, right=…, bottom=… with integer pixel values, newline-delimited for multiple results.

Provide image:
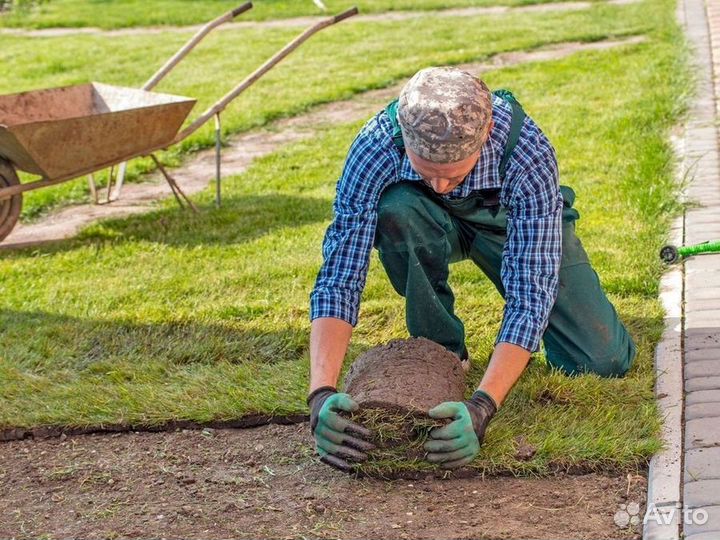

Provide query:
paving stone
left=685, top=329, right=720, bottom=350
left=683, top=505, right=720, bottom=537
left=686, top=299, right=720, bottom=313
left=685, top=417, right=720, bottom=449
left=685, top=193, right=720, bottom=206
left=685, top=448, right=720, bottom=482
left=685, top=357, right=720, bottom=373
left=686, top=401, right=720, bottom=420
left=686, top=348, right=720, bottom=362
left=685, top=267, right=720, bottom=282
left=686, top=255, right=720, bottom=271
left=686, top=310, right=720, bottom=326
left=686, top=389, right=720, bottom=406
left=686, top=376, right=720, bottom=391
left=687, top=228, right=720, bottom=245
left=685, top=531, right=720, bottom=540
left=685, top=479, right=720, bottom=508
left=685, top=287, right=720, bottom=302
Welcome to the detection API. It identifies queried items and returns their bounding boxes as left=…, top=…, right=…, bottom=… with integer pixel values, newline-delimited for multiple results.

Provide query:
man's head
left=398, top=67, right=493, bottom=194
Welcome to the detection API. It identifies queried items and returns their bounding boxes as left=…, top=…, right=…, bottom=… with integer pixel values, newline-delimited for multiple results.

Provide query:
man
left=306, top=67, right=636, bottom=472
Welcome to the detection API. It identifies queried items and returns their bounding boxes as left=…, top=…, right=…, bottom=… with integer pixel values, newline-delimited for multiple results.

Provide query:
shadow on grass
left=1, top=193, right=332, bottom=256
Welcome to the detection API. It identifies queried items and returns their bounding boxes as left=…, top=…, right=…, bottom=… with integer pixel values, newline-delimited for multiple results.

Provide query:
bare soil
left=344, top=338, right=465, bottom=412
left=0, top=424, right=646, bottom=540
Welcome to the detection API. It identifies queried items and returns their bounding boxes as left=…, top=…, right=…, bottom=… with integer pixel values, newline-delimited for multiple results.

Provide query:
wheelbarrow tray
left=0, top=82, right=196, bottom=181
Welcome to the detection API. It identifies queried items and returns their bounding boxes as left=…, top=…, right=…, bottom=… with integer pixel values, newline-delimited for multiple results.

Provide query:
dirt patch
left=344, top=338, right=465, bottom=412
left=1, top=35, right=646, bottom=250
left=0, top=424, right=646, bottom=539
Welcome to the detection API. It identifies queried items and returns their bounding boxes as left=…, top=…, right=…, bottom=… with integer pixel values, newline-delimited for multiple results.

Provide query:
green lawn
left=0, top=0, right=688, bottom=475
left=0, top=0, right=603, bottom=29
left=2, top=0, right=652, bottom=219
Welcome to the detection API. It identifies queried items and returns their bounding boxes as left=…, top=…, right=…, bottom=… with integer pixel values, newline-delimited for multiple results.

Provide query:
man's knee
left=377, top=183, right=425, bottom=231
left=545, top=335, right=636, bottom=378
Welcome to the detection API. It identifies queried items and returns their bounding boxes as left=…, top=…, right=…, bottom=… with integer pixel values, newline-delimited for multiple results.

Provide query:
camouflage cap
left=398, top=67, right=492, bottom=163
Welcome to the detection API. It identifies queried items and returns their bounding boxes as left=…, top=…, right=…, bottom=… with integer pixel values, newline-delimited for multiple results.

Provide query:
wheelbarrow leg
left=150, top=154, right=198, bottom=213
left=87, top=173, right=99, bottom=204
left=105, top=165, right=115, bottom=204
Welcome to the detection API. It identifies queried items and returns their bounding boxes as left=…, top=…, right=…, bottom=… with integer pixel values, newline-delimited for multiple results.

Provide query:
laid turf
left=0, top=0, right=605, bottom=29
left=0, top=0, right=689, bottom=474
left=1, top=0, right=652, bottom=218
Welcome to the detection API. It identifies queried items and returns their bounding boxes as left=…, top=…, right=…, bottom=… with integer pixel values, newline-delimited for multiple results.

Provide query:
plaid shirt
left=310, top=95, right=562, bottom=352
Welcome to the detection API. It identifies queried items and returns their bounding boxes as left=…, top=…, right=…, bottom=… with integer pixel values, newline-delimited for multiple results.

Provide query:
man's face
left=405, top=119, right=492, bottom=195
left=406, top=147, right=481, bottom=195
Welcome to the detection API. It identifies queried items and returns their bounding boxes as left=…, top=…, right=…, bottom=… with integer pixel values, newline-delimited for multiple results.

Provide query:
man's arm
left=476, top=342, right=531, bottom=406
left=309, top=317, right=352, bottom=393
left=307, top=117, right=400, bottom=472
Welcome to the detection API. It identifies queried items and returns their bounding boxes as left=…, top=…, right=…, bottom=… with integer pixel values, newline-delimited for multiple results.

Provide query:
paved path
left=646, top=0, right=720, bottom=538
left=0, top=0, right=636, bottom=38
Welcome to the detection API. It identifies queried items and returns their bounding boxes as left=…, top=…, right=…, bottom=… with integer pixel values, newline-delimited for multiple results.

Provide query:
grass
left=0, top=0, right=690, bottom=474
left=0, top=0, right=653, bottom=219
left=0, top=0, right=604, bottom=29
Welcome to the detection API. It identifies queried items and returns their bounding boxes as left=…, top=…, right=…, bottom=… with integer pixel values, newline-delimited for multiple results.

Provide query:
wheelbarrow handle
left=232, top=2, right=253, bottom=18
left=172, top=6, right=360, bottom=144
left=332, top=7, right=359, bottom=24
left=142, top=2, right=254, bottom=91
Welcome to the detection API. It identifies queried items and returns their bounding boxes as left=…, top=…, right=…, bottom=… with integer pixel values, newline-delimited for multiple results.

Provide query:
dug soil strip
left=0, top=423, right=648, bottom=540
left=0, top=0, right=638, bottom=37
left=2, top=36, right=646, bottom=250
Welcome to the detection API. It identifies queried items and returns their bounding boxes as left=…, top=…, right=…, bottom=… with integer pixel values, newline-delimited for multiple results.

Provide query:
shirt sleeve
left=497, top=155, right=563, bottom=353
left=310, top=121, right=398, bottom=326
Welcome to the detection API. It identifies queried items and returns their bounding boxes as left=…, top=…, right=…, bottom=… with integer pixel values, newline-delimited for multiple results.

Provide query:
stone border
left=644, top=215, right=684, bottom=540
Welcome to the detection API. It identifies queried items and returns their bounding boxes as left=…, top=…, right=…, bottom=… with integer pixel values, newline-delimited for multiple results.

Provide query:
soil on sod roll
left=343, top=338, right=466, bottom=478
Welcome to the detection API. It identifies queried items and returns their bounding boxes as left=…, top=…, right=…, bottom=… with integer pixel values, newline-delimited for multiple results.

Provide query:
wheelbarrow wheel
left=0, top=159, right=22, bottom=242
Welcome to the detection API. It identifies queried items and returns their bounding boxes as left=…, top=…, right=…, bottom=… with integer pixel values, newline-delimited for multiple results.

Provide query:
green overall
left=375, top=91, right=636, bottom=377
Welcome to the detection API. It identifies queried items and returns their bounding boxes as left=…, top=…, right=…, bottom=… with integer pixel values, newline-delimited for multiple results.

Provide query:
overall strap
left=493, top=89, right=526, bottom=182
left=384, top=89, right=526, bottom=181
left=385, top=98, right=404, bottom=149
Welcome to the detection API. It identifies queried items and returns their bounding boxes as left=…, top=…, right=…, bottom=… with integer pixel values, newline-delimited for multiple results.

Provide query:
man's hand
left=423, top=391, right=497, bottom=469
left=308, top=386, right=376, bottom=473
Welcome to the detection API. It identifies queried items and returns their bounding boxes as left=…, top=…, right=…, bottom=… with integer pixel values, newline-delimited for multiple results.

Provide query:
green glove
left=307, top=386, right=375, bottom=473
left=423, top=390, right=497, bottom=469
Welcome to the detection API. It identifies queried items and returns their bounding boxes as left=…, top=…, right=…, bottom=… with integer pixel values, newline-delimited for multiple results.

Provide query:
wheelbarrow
left=0, top=4, right=359, bottom=242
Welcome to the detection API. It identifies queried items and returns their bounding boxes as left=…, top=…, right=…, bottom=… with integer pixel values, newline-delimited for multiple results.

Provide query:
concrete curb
left=644, top=216, right=684, bottom=540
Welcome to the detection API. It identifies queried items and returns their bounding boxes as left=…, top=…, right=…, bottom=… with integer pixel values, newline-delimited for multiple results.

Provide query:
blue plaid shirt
left=310, top=95, right=562, bottom=352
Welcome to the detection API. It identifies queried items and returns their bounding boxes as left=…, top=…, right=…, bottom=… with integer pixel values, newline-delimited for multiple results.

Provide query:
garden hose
left=659, top=240, right=720, bottom=264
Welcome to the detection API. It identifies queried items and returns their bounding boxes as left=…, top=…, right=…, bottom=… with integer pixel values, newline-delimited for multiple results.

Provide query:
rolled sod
left=343, top=337, right=466, bottom=477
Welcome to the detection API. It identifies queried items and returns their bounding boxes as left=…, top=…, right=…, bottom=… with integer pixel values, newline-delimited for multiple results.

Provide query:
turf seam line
left=0, top=414, right=309, bottom=443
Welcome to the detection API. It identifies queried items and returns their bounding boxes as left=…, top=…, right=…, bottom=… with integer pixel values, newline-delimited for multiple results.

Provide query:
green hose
left=678, top=240, right=720, bottom=257
left=660, top=240, right=720, bottom=264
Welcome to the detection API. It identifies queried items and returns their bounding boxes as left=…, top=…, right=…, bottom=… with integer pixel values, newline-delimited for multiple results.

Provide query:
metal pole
left=215, top=113, right=222, bottom=208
